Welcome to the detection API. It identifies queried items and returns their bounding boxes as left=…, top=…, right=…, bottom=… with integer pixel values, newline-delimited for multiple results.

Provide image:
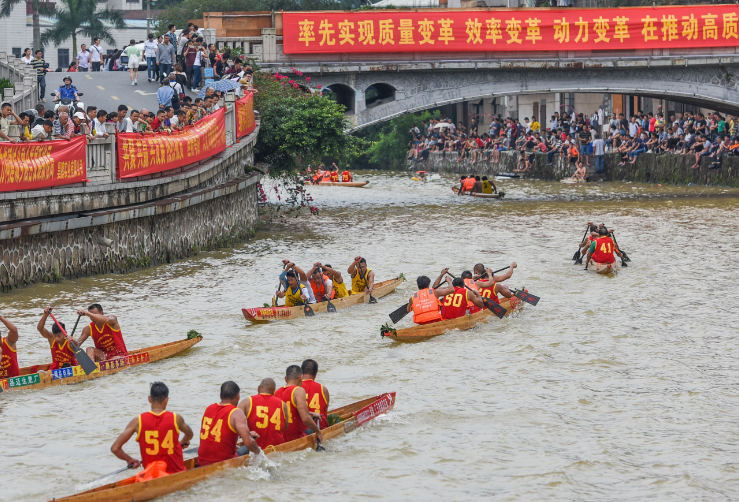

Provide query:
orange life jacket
left=310, top=274, right=334, bottom=300
left=462, top=178, right=475, bottom=190
left=412, top=287, right=442, bottom=325
left=463, top=278, right=482, bottom=313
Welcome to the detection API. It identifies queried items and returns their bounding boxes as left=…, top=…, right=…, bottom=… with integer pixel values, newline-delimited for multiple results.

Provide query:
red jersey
left=197, top=403, right=240, bottom=467
left=89, top=322, right=128, bottom=359
left=302, top=379, right=328, bottom=428
left=245, top=394, right=285, bottom=449
left=441, top=287, right=468, bottom=320
left=49, top=339, right=78, bottom=371
left=479, top=282, right=500, bottom=304
left=275, top=385, right=306, bottom=443
left=592, top=236, right=616, bottom=264
left=136, top=411, right=185, bottom=474
left=341, top=171, right=352, bottom=182
left=329, top=171, right=340, bottom=182
left=0, top=337, right=19, bottom=378
left=464, top=279, right=482, bottom=314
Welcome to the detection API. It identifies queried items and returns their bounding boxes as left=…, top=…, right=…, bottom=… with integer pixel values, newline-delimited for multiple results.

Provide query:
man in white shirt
left=628, top=116, right=639, bottom=138
left=31, top=120, right=53, bottom=141
left=144, top=34, right=159, bottom=82
left=76, top=45, right=90, bottom=71
left=116, top=105, right=134, bottom=133
left=90, top=38, right=104, bottom=71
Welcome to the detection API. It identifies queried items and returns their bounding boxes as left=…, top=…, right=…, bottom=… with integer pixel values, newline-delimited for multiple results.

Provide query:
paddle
left=326, top=297, right=337, bottom=313
left=314, top=417, right=326, bottom=452
left=513, top=290, right=540, bottom=306
left=573, top=223, right=592, bottom=264
left=300, top=302, right=315, bottom=317
left=368, top=293, right=377, bottom=304
left=610, top=231, right=631, bottom=265
left=86, top=463, right=137, bottom=484
left=48, top=311, right=98, bottom=375
left=388, top=303, right=410, bottom=324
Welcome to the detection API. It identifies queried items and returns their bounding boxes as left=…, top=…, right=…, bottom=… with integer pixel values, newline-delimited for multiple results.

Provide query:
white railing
left=0, top=52, right=38, bottom=114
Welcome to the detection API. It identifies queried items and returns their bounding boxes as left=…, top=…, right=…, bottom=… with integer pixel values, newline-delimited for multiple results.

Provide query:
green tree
left=363, top=110, right=439, bottom=169
left=253, top=71, right=364, bottom=173
left=40, top=0, right=125, bottom=56
left=0, top=0, right=54, bottom=53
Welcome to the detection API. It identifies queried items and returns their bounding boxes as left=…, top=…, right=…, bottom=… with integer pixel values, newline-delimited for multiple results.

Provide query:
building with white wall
left=0, top=2, right=162, bottom=71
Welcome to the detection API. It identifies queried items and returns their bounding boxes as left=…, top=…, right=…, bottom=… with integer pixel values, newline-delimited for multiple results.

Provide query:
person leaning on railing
left=53, top=112, right=74, bottom=141
left=0, top=102, right=24, bottom=143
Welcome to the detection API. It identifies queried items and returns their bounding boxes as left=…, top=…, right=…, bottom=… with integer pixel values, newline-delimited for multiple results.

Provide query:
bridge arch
left=322, top=83, right=355, bottom=113
left=301, top=62, right=739, bottom=132
left=364, top=83, right=396, bottom=109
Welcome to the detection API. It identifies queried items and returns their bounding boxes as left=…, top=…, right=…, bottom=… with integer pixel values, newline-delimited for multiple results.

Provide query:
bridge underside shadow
left=309, top=65, right=739, bottom=131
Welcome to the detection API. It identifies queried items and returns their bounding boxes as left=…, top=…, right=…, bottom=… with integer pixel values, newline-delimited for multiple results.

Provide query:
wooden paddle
left=86, top=463, right=137, bottom=484
left=609, top=231, right=630, bottom=266
left=388, top=303, right=410, bottom=324
left=513, top=290, right=540, bottom=306
left=49, top=311, right=98, bottom=375
left=573, top=223, right=592, bottom=264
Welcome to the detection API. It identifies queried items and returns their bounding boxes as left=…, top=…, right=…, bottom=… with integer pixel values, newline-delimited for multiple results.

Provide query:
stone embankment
left=412, top=150, right=739, bottom=187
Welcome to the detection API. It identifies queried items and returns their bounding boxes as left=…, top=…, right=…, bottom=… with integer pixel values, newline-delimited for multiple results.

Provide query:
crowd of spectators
left=408, top=108, right=739, bottom=174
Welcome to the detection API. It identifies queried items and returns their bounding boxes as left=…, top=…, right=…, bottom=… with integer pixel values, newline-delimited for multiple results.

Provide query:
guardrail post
left=261, top=28, right=277, bottom=63
left=225, top=93, right=235, bottom=146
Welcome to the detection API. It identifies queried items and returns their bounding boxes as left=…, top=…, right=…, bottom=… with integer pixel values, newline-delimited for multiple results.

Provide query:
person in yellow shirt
left=318, top=263, right=349, bottom=298
left=347, top=256, right=374, bottom=296
left=530, top=115, right=541, bottom=133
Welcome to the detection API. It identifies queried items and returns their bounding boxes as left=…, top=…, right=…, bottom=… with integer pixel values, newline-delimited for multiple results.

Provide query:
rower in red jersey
left=197, top=381, right=261, bottom=467
left=111, top=382, right=194, bottom=475
left=37, top=307, right=78, bottom=370
left=0, top=313, right=19, bottom=379
left=76, top=303, right=128, bottom=361
left=239, top=378, right=287, bottom=450
left=406, top=271, right=454, bottom=326
left=275, top=365, right=323, bottom=443
left=460, top=270, right=483, bottom=314
left=341, top=170, right=353, bottom=182
left=301, top=359, right=329, bottom=428
left=474, top=267, right=516, bottom=305
left=440, top=277, right=485, bottom=320
left=329, top=163, right=341, bottom=182
left=586, top=226, right=621, bottom=270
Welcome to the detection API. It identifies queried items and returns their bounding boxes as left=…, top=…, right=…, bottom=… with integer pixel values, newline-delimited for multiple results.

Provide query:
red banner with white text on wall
left=116, top=108, right=227, bottom=179
left=0, top=134, right=87, bottom=192
left=284, top=6, right=739, bottom=54
left=236, top=92, right=256, bottom=139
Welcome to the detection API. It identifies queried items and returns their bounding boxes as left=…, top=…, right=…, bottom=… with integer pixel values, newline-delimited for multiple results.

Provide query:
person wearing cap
left=72, top=111, right=86, bottom=135
left=55, top=77, right=78, bottom=102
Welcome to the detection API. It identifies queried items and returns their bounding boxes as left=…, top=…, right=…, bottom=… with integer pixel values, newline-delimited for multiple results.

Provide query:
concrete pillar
left=204, top=28, right=216, bottom=46
left=261, top=28, right=277, bottom=63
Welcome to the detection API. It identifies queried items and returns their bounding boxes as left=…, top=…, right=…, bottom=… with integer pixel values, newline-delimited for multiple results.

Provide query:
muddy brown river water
left=2, top=172, right=739, bottom=501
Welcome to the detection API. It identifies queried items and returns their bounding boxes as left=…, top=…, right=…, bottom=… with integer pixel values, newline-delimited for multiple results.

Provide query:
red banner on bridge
left=0, top=135, right=86, bottom=192
left=284, top=6, right=739, bottom=53
left=236, top=92, right=256, bottom=139
left=116, top=108, right=227, bottom=179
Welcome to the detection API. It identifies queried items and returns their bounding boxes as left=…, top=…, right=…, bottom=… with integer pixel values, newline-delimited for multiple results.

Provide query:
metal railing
left=0, top=52, right=38, bottom=114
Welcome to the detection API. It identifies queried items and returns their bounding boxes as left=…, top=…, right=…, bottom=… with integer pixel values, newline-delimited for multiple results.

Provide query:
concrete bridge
left=264, top=54, right=739, bottom=131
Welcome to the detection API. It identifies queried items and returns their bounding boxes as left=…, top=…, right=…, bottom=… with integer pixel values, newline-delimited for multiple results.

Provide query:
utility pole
left=146, top=0, right=151, bottom=36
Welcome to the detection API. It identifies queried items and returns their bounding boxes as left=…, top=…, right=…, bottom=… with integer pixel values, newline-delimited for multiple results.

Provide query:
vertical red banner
left=116, top=108, right=227, bottom=179
left=236, top=92, right=256, bottom=139
left=0, top=135, right=87, bottom=192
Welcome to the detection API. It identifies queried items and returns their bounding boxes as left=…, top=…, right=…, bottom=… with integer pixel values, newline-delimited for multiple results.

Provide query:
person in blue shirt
left=157, top=78, right=174, bottom=108
left=55, top=76, right=78, bottom=102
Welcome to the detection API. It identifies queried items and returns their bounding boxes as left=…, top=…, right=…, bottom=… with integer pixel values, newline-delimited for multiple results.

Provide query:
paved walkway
left=44, top=70, right=201, bottom=114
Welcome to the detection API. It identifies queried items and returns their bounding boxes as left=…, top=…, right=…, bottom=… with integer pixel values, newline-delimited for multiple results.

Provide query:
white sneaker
left=134, top=79, right=137, bottom=84
left=131, top=81, right=134, bottom=86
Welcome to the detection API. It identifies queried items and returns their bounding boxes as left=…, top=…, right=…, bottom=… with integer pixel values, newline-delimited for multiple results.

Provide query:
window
left=58, top=49, right=70, bottom=70
left=11, top=48, right=21, bottom=58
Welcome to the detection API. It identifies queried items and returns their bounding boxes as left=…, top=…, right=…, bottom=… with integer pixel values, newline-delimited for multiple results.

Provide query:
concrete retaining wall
left=0, top=174, right=260, bottom=291
left=414, top=150, right=739, bottom=187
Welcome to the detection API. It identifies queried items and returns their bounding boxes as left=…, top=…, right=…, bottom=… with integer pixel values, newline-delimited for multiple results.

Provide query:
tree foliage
left=155, top=0, right=359, bottom=34
left=253, top=71, right=364, bottom=174
left=40, top=0, right=125, bottom=55
left=359, top=109, right=439, bottom=170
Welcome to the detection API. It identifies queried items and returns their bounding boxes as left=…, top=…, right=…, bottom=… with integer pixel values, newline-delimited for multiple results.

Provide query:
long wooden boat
left=587, top=260, right=617, bottom=275
left=242, top=276, right=404, bottom=322
left=560, top=178, right=587, bottom=184
left=50, top=392, right=396, bottom=502
left=450, top=187, right=504, bottom=199
left=382, top=296, right=523, bottom=343
left=1, top=337, right=202, bottom=392
left=303, top=181, right=369, bottom=188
